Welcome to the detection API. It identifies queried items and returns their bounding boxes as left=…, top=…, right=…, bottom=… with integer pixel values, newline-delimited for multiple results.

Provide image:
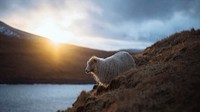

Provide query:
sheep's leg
left=90, top=72, right=104, bottom=86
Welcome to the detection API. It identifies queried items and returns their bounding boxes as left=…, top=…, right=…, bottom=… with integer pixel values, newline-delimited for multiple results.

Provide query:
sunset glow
left=33, top=18, right=73, bottom=44
left=1, top=0, right=199, bottom=50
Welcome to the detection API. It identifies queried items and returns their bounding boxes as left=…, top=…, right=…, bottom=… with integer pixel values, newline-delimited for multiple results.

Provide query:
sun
left=49, top=38, right=61, bottom=47
left=33, top=18, right=72, bottom=44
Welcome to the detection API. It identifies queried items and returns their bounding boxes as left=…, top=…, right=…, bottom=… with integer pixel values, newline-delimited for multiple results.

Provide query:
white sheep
left=85, top=51, right=136, bottom=85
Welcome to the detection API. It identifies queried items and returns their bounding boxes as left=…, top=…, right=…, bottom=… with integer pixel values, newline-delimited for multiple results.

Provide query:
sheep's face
left=85, top=57, right=98, bottom=74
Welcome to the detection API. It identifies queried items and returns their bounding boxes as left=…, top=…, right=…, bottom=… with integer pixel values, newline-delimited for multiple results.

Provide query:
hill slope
left=0, top=21, right=115, bottom=84
left=64, top=29, right=200, bottom=112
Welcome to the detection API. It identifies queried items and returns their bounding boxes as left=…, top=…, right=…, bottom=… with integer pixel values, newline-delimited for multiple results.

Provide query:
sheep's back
left=98, top=51, right=136, bottom=84
left=105, top=51, right=135, bottom=73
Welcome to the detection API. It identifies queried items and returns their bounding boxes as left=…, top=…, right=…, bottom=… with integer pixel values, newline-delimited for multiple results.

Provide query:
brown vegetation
left=63, top=29, right=200, bottom=112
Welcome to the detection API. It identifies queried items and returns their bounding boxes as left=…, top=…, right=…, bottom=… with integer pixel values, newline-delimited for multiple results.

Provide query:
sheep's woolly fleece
left=86, top=51, right=136, bottom=85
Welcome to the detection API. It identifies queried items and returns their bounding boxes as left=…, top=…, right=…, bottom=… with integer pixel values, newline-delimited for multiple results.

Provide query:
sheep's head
left=85, top=56, right=98, bottom=74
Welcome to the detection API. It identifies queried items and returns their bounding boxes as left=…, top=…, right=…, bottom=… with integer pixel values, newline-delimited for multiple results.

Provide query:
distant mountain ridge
left=0, top=21, right=37, bottom=39
left=0, top=21, right=141, bottom=84
left=0, top=21, right=117, bottom=84
left=0, top=21, right=140, bottom=54
left=0, top=21, right=20, bottom=37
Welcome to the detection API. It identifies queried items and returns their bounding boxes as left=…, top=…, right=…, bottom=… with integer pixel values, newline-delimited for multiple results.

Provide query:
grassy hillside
left=64, top=29, right=200, bottom=112
left=0, top=34, right=115, bottom=84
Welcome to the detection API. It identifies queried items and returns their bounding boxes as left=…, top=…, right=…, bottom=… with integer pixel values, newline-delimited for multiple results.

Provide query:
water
left=0, top=84, right=93, bottom=112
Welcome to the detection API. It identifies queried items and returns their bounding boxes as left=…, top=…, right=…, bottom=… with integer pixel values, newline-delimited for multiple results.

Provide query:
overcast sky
left=0, top=0, right=200, bottom=50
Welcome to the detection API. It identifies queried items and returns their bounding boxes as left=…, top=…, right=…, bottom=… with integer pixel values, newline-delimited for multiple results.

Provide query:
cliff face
left=64, top=29, right=200, bottom=112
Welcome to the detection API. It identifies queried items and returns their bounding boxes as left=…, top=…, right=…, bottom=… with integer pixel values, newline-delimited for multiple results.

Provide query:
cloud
left=81, top=0, right=200, bottom=41
left=0, top=0, right=199, bottom=50
left=94, top=0, right=200, bottom=22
